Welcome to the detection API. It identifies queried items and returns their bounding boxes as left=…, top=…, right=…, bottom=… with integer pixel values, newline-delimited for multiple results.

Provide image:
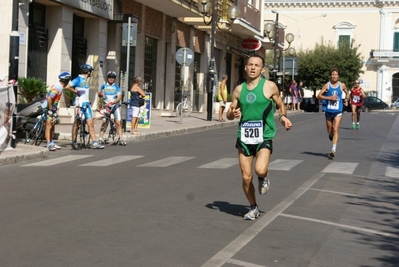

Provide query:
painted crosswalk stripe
left=198, top=158, right=237, bottom=169
left=137, top=156, right=195, bottom=167
left=321, top=162, right=358, bottom=174
left=22, top=155, right=93, bottom=166
left=385, top=166, right=399, bottom=178
left=80, top=155, right=144, bottom=166
left=268, top=159, right=303, bottom=171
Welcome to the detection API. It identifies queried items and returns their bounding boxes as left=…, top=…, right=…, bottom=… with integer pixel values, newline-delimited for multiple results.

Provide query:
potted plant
left=18, top=77, right=47, bottom=103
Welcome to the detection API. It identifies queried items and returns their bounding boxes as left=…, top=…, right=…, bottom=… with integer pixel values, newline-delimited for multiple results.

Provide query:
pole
left=206, top=0, right=217, bottom=121
left=125, top=16, right=132, bottom=103
left=9, top=0, right=19, bottom=149
left=272, top=12, right=279, bottom=82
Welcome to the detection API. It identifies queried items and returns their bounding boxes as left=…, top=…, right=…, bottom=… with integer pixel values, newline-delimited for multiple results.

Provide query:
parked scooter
left=15, top=97, right=45, bottom=133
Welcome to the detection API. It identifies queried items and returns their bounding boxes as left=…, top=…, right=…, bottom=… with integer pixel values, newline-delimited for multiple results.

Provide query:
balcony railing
left=370, top=49, right=399, bottom=58
left=237, top=0, right=261, bottom=31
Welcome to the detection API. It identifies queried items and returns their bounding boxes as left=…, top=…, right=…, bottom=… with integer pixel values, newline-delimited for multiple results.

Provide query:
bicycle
left=25, top=108, right=59, bottom=146
left=176, top=95, right=193, bottom=117
left=71, top=105, right=91, bottom=150
left=98, top=104, right=119, bottom=146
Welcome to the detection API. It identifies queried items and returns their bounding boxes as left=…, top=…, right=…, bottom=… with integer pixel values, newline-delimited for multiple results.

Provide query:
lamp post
left=264, top=11, right=295, bottom=83
left=198, top=0, right=240, bottom=121
left=276, top=12, right=327, bottom=50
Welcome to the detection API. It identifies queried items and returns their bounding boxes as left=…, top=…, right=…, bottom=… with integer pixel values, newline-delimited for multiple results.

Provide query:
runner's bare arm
left=226, top=85, right=242, bottom=120
left=268, top=81, right=292, bottom=131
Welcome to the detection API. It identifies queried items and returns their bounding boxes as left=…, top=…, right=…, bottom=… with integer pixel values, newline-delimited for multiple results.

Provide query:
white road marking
left=137, top=156, right=195, bottom=167
left=321, top=162, right=358, bottom=174
left=385, top=166, right=399, bottom=178
left=201, top=173, right=325, bottom=267
left=80, top=155, right=144, bottom=166
left=268, top=159, right=303, bottom=171
left=305, top=188, right=359, bottom=197
left=280, top=213, right=398, bottom=238
left=198, top=158, right=238, bottom=169
left=22, top=155, right=93, bottom=166
left=226, top=258, right=266, bottom=267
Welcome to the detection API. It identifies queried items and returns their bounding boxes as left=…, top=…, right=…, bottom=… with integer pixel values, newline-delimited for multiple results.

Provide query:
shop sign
left=241, top=38, right=261, bottom=51
left=53, top=0, right=113, bottom=19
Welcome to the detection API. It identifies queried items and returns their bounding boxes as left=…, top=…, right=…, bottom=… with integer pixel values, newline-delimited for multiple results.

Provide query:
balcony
left=368, top=49, right=399, bottom=65
left=180, top=0, right=262, bottom=38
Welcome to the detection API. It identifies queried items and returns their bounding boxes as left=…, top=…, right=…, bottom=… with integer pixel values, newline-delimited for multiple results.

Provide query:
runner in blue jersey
left=98, top=71, right=126, bottom=146
left=65, top=64, right=104, bottom=150
left=317, top=67, right=350, bottom=158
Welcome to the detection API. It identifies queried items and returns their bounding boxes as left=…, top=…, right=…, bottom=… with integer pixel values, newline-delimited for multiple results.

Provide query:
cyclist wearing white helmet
left=65, top=64, right=105, bottom=149
left=98, top=71, right=126, bottom=146
left=42, top=71, right=71, bottom=151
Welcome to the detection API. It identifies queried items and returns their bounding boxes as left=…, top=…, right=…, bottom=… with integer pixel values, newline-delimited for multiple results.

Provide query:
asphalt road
left=1, top=111, right=398, bottom=267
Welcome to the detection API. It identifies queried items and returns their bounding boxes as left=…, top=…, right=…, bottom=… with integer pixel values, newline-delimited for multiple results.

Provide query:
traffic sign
left=176, top=47, right=194, bottom=65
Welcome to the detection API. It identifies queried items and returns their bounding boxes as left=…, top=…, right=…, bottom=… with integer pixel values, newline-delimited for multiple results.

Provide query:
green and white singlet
left=237, top=78, right=276, bottom=144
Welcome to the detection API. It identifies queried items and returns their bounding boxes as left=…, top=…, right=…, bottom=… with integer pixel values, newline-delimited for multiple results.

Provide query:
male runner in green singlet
left=226, top=55, right=292, bottom=221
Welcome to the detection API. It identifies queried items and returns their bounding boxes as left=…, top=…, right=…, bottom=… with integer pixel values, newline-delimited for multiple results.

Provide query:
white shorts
left=132, top=106, right=140, bottom=117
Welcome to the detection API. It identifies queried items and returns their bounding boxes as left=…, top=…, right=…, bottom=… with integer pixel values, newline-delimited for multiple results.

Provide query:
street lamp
left=276, top=12, right=327, bottom=50
left=264, top=11, right=295, bottom=82
left=198, top=0, right=240, bottom=121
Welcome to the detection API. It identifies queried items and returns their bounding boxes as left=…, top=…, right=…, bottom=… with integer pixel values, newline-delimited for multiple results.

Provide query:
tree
left=296, top=38, right=364, bottom=95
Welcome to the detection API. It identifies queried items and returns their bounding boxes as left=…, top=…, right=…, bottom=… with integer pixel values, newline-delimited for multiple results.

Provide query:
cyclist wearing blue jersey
left=65, top=64, right=104, bottom=149
left=317, top=67, right=349, bottom=158
left=98, top=71, right=126, bottom=146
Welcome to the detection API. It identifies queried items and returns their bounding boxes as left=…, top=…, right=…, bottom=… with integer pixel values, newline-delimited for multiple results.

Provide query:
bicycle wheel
left=72, top=118, right=90, bottom=149
left=182, top=102, right=193, bottom=117
left=25, top=120, right=43, bottom=145
left=103, top=121, right=119, bottom=146
left=34, top=122, right=45, bottom=146
left=71, top=118, right=82, bottom=150
left=81, top=121, right=91, bottom=149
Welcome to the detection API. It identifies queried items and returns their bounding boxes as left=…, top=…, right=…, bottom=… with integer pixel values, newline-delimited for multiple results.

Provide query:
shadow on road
left=205, top=201, right=250, bottom=217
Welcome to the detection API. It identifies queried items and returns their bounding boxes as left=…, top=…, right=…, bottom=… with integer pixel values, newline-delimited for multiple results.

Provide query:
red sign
left=241, top=38, right=261, bottom=51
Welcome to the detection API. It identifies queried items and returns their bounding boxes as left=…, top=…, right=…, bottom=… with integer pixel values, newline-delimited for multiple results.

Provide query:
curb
left=0, top=144, right=49, bottom=165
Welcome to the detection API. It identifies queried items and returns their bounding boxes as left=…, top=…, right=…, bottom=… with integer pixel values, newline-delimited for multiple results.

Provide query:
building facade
left=263, top=0, right=399, bottom=104
left=1, top=0, right=266, bottom=116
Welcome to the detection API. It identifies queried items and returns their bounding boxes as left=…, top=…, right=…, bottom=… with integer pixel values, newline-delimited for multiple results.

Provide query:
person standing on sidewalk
left=42, top=72, right=71, bottom=151
left=289, top=80, right=298, bottom=111
left=317, top=67, right=350, bottom=158
left=65, top=64, right=104, bottom=149
left=350, top=80, right=366, bottom=130
left=129, top=76, right=146, bottom=135
left=226, top=55, right=292, bottom=221
left=217, top=74, right=228, bottom=122
left=98, top=71, right=126, bottom=145
left=297, top=81, right=304, bottom=111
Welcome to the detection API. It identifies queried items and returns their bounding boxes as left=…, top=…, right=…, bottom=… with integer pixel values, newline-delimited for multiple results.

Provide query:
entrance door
left=144, top=36, right=158, bottom=107
left=27, top=3, right=48, bottom=81
left=72, top=15, right=87, bottom=78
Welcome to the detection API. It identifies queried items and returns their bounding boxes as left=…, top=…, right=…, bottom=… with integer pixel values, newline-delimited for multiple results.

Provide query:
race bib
left=352, top=95, right=360, bottom=103
left=241, top=121, right=264, bottom=144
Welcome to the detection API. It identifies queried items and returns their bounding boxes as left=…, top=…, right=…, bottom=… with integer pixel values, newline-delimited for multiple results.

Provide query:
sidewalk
left=0, top=109, right=301, bottom=165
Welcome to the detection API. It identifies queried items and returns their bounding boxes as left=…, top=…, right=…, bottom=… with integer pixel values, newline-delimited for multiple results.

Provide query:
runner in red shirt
left=350, top=80, right=366, bottom=129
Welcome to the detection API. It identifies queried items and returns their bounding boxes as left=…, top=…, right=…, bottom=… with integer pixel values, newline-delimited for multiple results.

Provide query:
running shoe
left=118, top=140, right=127, bottom=146
left=53, top=143, right=61, bottom=150
left=329, top=149, right=336, bottom=158
left=355, top=124, right=360, bottom=130
left=258, top=175, right=270, bottom=195
left=47, top=144, right=57, bottom=151
left=243, top=206, right=260, bottom=221
left=92, top=141, right=105, bottom=149
left=351, top=123, right=356, bottom=129
left=71, top=142, right=80, bottom=150
left=98, top=138, right=105, bottom=145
